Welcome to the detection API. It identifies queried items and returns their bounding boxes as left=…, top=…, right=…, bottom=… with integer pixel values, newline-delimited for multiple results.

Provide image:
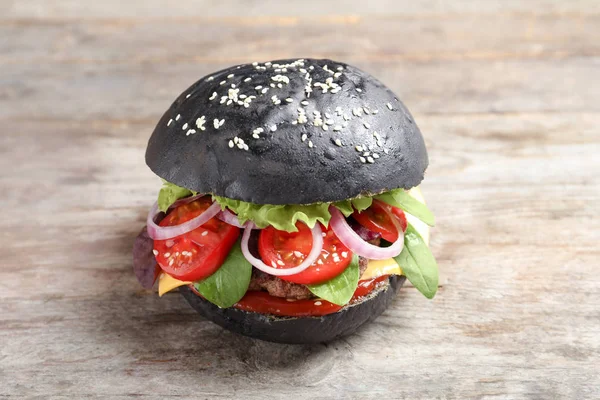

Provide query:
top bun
left=146, top=58, right=428, bottom=205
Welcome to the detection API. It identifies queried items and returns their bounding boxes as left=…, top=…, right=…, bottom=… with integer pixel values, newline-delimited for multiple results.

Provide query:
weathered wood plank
left=3, top=0, right=600, bottom=18
left=1, top=58, right=599, bottom=123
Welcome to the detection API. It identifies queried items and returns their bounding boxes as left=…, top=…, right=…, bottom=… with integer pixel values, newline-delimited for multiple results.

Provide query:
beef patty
left=248, top=255, right=372, bottom=299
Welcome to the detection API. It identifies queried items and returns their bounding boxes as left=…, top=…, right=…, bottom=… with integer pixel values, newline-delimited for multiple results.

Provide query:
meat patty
left=248, top=238, right=380, bottom=300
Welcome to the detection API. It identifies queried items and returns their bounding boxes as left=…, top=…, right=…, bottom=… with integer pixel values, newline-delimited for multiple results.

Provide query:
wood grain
left=1, top=1, right=599, bottom=399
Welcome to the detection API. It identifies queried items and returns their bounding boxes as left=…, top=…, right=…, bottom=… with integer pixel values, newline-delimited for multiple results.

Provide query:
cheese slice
left=157, top=187, right=431, bottom=294
left=158, top=273, right=191, bottom=297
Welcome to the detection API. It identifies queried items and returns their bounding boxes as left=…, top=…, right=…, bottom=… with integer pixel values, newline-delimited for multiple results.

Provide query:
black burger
left=133, top=58, right=438, bottom=344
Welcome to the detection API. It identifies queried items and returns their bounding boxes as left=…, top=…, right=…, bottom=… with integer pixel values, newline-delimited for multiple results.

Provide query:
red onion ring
left=146, top=200, right=221, bottom=240
left=329, top=203, right=404, bottom=260
left=240, top=222, right=324, bottom=276
left=216, top=208, right=259, bottom=229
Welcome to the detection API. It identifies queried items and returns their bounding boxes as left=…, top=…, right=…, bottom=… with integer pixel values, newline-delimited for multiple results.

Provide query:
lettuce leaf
left=376, top=188, right=435, bottom=226
left=157, top=181, right=432, bottom=233
left=213, top=195, right=373, bottom=232
left=194, top=240, right=252, bottom=308
left=393, top=223, right=438, bottom=298
left=307, top=255, right=360, bottom=306
left=157, top=180, right=195, bottom=212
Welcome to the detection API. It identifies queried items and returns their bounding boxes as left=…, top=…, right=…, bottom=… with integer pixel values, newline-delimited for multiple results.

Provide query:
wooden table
left=2, top=1, right=599, bottom=398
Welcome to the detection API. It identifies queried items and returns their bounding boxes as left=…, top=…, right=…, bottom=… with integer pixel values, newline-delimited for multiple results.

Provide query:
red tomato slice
left=231, top=276, right=389, bottom=317
left=153, top=197, right=240, bottom=281
left=258, top=223, right=352, bottom=285
left=353, top=201, right=407, bottom=242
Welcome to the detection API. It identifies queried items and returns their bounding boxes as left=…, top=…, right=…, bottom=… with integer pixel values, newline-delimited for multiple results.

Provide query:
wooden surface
left=1, top=1, right=599, bottom=399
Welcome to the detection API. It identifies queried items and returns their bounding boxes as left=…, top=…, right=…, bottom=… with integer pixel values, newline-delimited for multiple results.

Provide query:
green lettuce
left=307, top=255, right=360, bottom=306
left=213, top=195, right=373, bottom=232
left=194, top=240, right=252, bottom=308
left=157, top=180, right=196, bottom=212
left=393, top=223, right=438, bottom=299
left=156, top=182, right=435, bottom=234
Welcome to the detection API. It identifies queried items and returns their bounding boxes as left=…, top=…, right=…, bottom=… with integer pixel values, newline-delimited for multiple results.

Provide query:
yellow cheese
left=158, top=273, right=191, bottom=296
left=361, top=187, right=431, bottom=281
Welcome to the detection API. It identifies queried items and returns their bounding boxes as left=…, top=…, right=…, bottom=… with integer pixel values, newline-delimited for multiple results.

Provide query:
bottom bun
left=179, top=276, right=405, bottom=344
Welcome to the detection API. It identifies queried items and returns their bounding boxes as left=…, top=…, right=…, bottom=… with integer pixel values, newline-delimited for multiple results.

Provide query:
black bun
left=179, top=276, right=405, bottom=344
left=146, top=59, right=428, bottom=205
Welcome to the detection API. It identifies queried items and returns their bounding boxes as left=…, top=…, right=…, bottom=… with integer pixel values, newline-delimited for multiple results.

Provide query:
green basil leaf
left=157, top=181, right=193, bottom=212
left=194, top=240, right=252, bottom=308
left=376, top=188, right=435, bottom=226
left=307, top=255, right=360, bottom=306
left=393, top=223, right=438, bottom=299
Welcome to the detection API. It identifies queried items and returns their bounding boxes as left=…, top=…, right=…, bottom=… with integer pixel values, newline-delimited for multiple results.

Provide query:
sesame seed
left=363, top=122, right=371, bottom=129
left=228, top=140, right=234, bottom=148
left=262, top=88, right=269, bottom=94
left=244, top=77, right=252, bottom=82
left=182, top=123, right=188, bottom=130
left=252, top=62, right=258, bottom=66
left=207, top=76, right=214, bottom=81
left=363, top=107, right=370, bottom=114
left=255, top=85, right=263, bottom=90
left=186, top=94, right=191, bottom=98
left=186, top=129, right=196, bottom=136
left=270, top=124, right=277, bottom=132
left=373, top=110, right=379, bottom=114
left=355, top=145, right=363, bottom=152
left=387, top=103, right=393, bottom=110
left=234, top=137, right=239, bottom=144
left=352, top=108, right=362, bottom=117
left=175, top=114, right=181, bottom=121
left=201, top=231, right=208, bottom=236
left=226, top=100, right=232, bottom=105
left=384, top=148, right=390, bottom=154
left=322, top=125, right=329, bottom=131
left=337, top=66, right=344, bottom=71
left=252, top=133, right=259, bottom=139
left=373, top=153, right=380, bottom=159
left=356, top=88, right=363, bottom=92
left=367, top=156, right=375, bottom=163
left=231, top=84, right=237, bottom=89
left=227, top=73, right=234, bottom=79
left=309, top=66, right=314, bottom=70
left=334, top=72, right=342, bottom=78
left=301, top=100, right=309, bottom=106
left=301, top=134, right=307, bottom=142
left=326, top=119, right=334, bottom=125
left=285, top=98, right=294, bottom=103
left=220, top=80, right=226, bottom=85
left=308, top=140, right=314, bottom=148
left=334, top=138, right=342, bottom=147
left=325, top=113, right=332, bottom=119
left=363, top=151, right=370, bottom=156
left=333, top=125, right=342, bottom=131
left=167, top=119, right=173, bottom=126
left=359, top=157, right=366, bottom=163
left=152, top=249, right=158, bottom=256
left=209, top=92, right=217, bottom=101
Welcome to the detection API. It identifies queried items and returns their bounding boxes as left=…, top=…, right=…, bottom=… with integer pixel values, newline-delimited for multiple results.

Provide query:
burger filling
left=133, top=182, right=438, bottom=317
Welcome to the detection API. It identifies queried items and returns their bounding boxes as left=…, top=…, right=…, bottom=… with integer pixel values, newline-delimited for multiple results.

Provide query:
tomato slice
left=258, top=223, right=352, bottom=285
left=231, top=276, right=389, bottom=317
left=153, top=197, right=240, bottom=281
left=353, top=201, right=407, bottom=242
